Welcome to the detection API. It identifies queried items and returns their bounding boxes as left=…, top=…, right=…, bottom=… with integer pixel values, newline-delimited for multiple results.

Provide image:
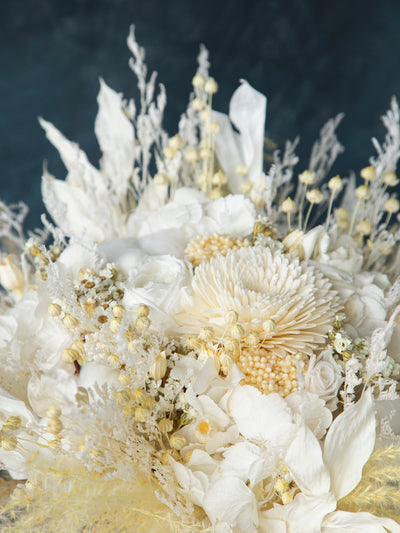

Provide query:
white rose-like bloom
left=176, top=247, right=342, bottom=396
left=304, top=349, right=343, bottom=410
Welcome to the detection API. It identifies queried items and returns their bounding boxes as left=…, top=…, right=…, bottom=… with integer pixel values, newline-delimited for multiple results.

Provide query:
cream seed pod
left=169, top=433, right=186, bottom=451
left=137, top=304, right=149, bottom=318
left=199, top=326, right=214, bottom=341
left=47, top=418, right=63, bottom=435
left=281, top=197, right=296, bottom=214
left=225, top=309, right=239, bottom=325
left=1, top=434, right=18, bottom=451
left=246, top=331, right=260, bottom=346
left=306, top=188, right=323, bottom=204
left=219, top=351, right=235, bottom=374
left=235, top=163, right=248, bottom=176
left=239, top=181, right=253, bottom=194
left=48, top=303, right=62, bottom=317
left=149, top=354, right=168, bottom=381
left=204, top=77, right=218, bottom=95
left=209, top=121, right=220, bottom=135
left=191, top=97, right=205, bottom=110
left=223, top=338, right=240, bottom=354
left=355, top=220, right=372, bottom=236
left=262, top=319, right=276, bottom=334
left=153, top=172, right=169, bottom=186
left=169, top=134, right=184, bottom=151
left=192, top=72, right=205, bottom=88
left=136, top=316, right=150, bottom=331
left=2, top=416, right=22, bottom=432
left=360, top=165, right=377, bottom=181
left=328, top=175, right=343, bottom=192
left=46, top=405, right=62, bottom=419
left=131, top=388, right=147, bottom=405
left=355, top=184, right=370, bottom=200
left=71, top=340, right=85, bottom=356
left=231, top=323, right=245, bottom=339
left=115, top=390, right=131, bottom=407
left=184, top=147, right=199, bottom=163
left=185, top=336, right=202, bottom=351
left=298, top=170, right=316, bottom=185
left=118, top=373, right=130, bottom=387
left=109, top=317, right=122, bottom=334
left=123, top=405, right=136, bottom=417
left=158, top=418, right=174, bottom=434
left=134, top=406, right=150, bottom=423
left=384, top=197, right=400, bottom=214
left=383, top=171, right=399, bottom=187
left=62, top=348, right=80, bottom=364
left=62, top=314, right=79, bottom=329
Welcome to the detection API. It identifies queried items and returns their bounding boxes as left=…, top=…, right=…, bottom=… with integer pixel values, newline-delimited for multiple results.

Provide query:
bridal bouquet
left=1, top=27, right=400, bottom=532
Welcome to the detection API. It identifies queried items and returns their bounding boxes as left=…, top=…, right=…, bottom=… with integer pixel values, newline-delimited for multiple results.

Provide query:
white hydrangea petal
left=284, top=424, right=330, bottom=496
left=285, top=391, right=333, bottom=439
left=28, top=370, right=78, bottom=417
left=323, top=389, right=375, bottom=500
left=262, top=493, right=336, bottom=533
left=206, top=194, right=256, bottom=237
left=228, top=385, right=296, bottom=448
left=213, top=110, right=243, bottom=192
left=203, top=476, right=258, bottom=531
left=322, top=510, right=400, bottom=533
left=220, top=441, right=273, bottom=487
left=95, top=78, right=135, bottom=196
left=172, top=460, right=209, bottom=507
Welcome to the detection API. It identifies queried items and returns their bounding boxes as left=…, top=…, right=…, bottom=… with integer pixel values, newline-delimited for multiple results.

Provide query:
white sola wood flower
left=176, top=246, right=341, bottom=396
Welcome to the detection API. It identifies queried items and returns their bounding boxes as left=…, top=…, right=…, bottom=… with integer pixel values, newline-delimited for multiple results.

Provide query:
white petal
left=286, top=391, right=332, bottom=440
left=229, top=81, right=266, bottom=167
left=95, top=78, right=135, bottom=195
left=213, top=110, right=243, bottom=192
left=228, top=385, right=296, bottom=449
left=206, top=194, right=256, bottom=237
left=42, top=172, right=105, bottom=242
left=172, top=460, right=209, bottom=507
left=221, top=441, right=273, bottom=487
left=262, top=493, right=336, bottom=533
left=285, top=424, right=330, bottom=496
left=323, top=389, right=375, bottom=500
left=322, top=510, right=400, bottom=533
left=203, top=476, right=258, bottom=531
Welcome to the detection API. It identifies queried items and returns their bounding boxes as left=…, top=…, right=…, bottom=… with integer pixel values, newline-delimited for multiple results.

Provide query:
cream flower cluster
left=0, top=27, right=400, bottom=533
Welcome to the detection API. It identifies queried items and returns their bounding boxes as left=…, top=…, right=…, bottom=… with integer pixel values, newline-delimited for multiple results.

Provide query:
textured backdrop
left=1, top=0, right=400, bottom=229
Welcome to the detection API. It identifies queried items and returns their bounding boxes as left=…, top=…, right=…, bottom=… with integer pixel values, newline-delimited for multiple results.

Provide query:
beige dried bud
left=169, top=134, right=184, bottom=150
left=76, top=387, right=89, bottom=405
left=239, top=181, right=253, bottom=194
left=137, top=304, right=150, bottom=317
left=186, top=336, right=202, bottom=350
left=169, top=433, right=187, bottom=450
left=200, top=147, right=212, bottom=160
left=225, top=309, right=239, bottom=325
left=191, top=97, right=205, bottom=110
left=246, top=331, right=260, bottom=346
left=2, top=416, right=22, bottom=432
left=383, top=171, right=399, bottom=187
left=281, top=491, right=294, bottom=505
left=274, top=478, right=290, bottom=494
left=192, top=72, right=205, bottom=88
left=231, top=323, right=245, bottom=339
left=355, top=185, right=370, bottom=200
left=0, top=255, right=24, bottom=293
left=109, top=318, right=122, bottom=334
left=48, top=303, right=62, bottom=317
left=131, top=388, right=147, bottom=404
left=223, top=338, right=240, bottom=354
left=47, top=418, right=63, bottom=435
left=204, top=77, right=218, bottom=94
left=118, top=373, right=130, bottom=387
left=219, top=351, right=235, bottom=374
left=62, top=314, right=79, bottom=329
left=115, top=390, right=131, bottom=406
left=209, top=121, right=220, bottom=135
left=46, top=405, right=62, bottom=419
left=355, top=220, right=372, bottom=235
left=163, top=146, right=176, bottom=159
left=235, top=164, right=248, bottom=176
left=184, top=148, right=199, bottom=163
left=199, top=327, right=214, bottom=341
left=281, top=197, right=296, bottom=214
left=1, top=434, right=18, bottom=451
left=298, top=170, right=316, bottom=185
left=158, top=418, right=174, bottom=434
left=306, top=188, right=323, bottom=204
left=134, top=406, right=150, bottom=423
left=328, top=175, right=343, bottom=192
left=71, top=340, right=85, bottom=356
left=154, top=172, right=169, bottom=185
left=384, top=197, right=400, bottom=214
left=335, top=207, right=349, bottom=221
left=136, top=316, right=150, bottom=331
left=360, top=165, right=376, bottom=181
left=211, top=170, right=228, bottom=186
left=263, top=319, right=277, bottom=334
left=122, top=404, right=136, bottom=417
left=149, top=355, right=168, bottom=381
left=62, top=348, right=80, bottom=364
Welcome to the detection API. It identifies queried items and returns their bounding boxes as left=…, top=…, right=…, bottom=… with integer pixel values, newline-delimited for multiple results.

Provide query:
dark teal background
left=1, top=0, right=400, bottom=229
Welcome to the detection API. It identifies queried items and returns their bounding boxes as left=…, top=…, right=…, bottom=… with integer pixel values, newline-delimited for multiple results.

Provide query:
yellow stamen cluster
left=237, top=346, right=301, bottom=397
left=184, top=233, right=250, bottom=268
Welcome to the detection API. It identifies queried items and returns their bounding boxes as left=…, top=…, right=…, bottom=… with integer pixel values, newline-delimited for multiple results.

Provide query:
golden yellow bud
left=137, top=304, right=149, bottom=317
left=134, top=406, right=150, bottom=423
left=355, top=185, right=370, bottom=200
left=46, top=405, right=62, bottom=419
left=115, top=390, right=131, bottom=406
left=112, top=305, right=125, bottom=318
left=306, top=188, right=323, bottom=204
left=109, top=317, right=121, bottom=334
left=298, top=170, right=315, bottom=185
left=1, top=434, right=17, bottom=451
left=118, top=373, right=130, bottom=387
left=383, top=171, right=399, bottom=187
left=132, top=388, right=147, bottom=404
left=149, top=355, right=168, bottom=381
left=192, top=72, right=205, bottom=88
left=62, top=314, right=79, bottom=329
left=204, top=77, right=218, bottom=94
left=360, top=165, right=376, bottom=181
left=2, top=416, right=22, bottom=432
left=281, top=197, right=296, bottom=214
left=384, top=197, right=400, bottom=214
left=47, top=418, right=63, bottom=435
left=48, top=303, right=62, bottom=317
left=62, top=348, right=80, bottom=364
left=328, top=175, right=343, bottom=192
left=169, top=433, right=187, bottom=450
left=158, top=418, right=174, bottom=434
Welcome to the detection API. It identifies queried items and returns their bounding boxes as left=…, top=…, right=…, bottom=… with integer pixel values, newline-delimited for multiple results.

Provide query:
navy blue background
left=1, top=0, right=400, bottom=229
